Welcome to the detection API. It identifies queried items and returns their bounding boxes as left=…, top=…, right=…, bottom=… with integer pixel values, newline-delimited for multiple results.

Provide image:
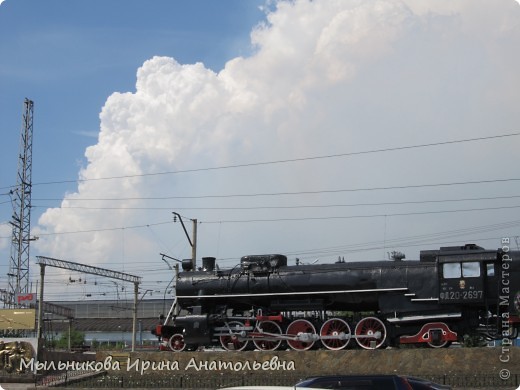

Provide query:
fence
left=45, top=372, right=520, bottom=389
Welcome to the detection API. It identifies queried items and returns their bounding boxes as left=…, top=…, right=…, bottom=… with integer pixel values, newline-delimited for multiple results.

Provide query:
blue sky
left=0, top=0, right=266, bottom=297
left=0, top=0, right=265, bottom=197
left=1, top=0, right=520, bottom=301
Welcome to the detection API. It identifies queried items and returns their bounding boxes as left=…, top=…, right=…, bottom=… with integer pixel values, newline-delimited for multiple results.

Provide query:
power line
left=283, top=219, right=520, bottom=258
left=1, top=204, right=518, bottom=240
left=31, top=194, right=520, bottom=211
left=28, top=220, right=172, bottom=237
left=30, top=177, right=520, bottom=201
left=281, top=236, right=509, bottom=264
left=0, top=131, right=518, bottom=191
left=212, top=218, right=520, bottom=263
left=200, top=204, right=520, bottom=224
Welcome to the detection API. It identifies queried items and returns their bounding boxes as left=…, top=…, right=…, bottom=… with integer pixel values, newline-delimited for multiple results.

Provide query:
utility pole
left=172, top=212, right=198, bottom=270
left=8, top=98, right=35, bottom=307
left=191, top=219, right=197, bottom=269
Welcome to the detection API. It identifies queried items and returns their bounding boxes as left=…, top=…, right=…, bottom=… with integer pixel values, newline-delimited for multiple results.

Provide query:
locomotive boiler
left=154, top=243, right=520, bottom=351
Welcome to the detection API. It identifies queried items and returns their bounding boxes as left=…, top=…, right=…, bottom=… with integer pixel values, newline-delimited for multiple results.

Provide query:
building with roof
left=44, top=299, right=173, bottom=348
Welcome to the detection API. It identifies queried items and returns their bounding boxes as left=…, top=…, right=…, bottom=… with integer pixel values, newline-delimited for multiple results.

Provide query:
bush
left=56, top=328, right=86, bottom=349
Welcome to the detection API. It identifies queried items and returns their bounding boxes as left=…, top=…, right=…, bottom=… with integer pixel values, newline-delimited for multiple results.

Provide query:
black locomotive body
left=154, top=244, right=520, bottom=351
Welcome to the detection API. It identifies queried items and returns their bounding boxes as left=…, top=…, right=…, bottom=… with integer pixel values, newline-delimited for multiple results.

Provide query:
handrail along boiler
left=153, top=244, right=520, bottom=351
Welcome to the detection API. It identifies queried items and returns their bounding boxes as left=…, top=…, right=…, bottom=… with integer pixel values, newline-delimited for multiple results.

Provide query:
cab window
left=443, top=262, right=480, bottom=278
left=443, top=263, right=461, bottom=278
left=462, top=262, right=480, bottom=277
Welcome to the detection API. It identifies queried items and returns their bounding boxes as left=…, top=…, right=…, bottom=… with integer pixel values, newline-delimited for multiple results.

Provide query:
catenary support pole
left=132, top=282, right=138, bottom=352
left=191, top=219, right=197, bottom=270
left=37, top=263, right=45, bottom=343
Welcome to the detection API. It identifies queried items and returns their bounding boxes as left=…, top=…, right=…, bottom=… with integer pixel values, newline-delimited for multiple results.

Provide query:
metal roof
left=44, top=317, right=159, bottom=333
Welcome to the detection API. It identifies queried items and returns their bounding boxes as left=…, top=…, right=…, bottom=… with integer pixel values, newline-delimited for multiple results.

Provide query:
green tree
left=56, top=328, right=85, bottom=349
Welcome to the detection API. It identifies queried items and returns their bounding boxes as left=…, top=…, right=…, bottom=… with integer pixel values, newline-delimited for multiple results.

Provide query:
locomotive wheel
left=253, top=320, right=283, bottom=351
left=219, top=321, right=249, bottom=351
left=286, top=319, right=316, bottom=351
left=168, top=333, right=186, bottom=352
left=320, top=318, right=351, bottom=350
left=354, top=316, right=387, bottom=349
left=427, top=340, right=450, bottom=348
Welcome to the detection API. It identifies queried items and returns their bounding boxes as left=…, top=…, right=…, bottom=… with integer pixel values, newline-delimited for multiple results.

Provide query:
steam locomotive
left=154, top=243, right=520, bottom=351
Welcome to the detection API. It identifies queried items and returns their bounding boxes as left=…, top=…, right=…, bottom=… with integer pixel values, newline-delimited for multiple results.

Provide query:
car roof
left=219, top=387, right=294, bottom=390
left=295, top=375, right=409, bottom=389
left=302, top=375, right=403, bottom=379
left=219, top=387, right=322, bottom=390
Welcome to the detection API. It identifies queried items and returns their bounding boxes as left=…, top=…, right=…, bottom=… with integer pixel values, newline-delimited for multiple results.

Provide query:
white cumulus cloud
left=34, top=0, right=520, bottom=296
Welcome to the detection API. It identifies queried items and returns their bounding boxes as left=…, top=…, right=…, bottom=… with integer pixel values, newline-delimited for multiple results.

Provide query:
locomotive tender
left=154, top=243, right=520, bottom=351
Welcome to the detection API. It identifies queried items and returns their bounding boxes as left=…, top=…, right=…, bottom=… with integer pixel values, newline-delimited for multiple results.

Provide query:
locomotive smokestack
left=202, top=257, right=216, bottom=272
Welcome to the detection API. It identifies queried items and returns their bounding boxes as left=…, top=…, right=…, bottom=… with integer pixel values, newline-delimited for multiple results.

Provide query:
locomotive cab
left=437, top=244, right=518, bottom=311
left=436, top=244, right=520, bottom=337
left=437, top=245, right=488, bottom=305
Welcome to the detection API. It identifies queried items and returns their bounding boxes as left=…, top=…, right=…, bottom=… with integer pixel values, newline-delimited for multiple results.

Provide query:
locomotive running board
left=410, top=298, right=439, bottom=302
left=176, top=287, right=408, bottom=299
left=386, top=312, right=461, bottom=323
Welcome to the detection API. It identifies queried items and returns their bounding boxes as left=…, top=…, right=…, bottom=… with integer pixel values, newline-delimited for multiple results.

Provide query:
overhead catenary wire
left=23, top=214, right=520, bottom=301
left=1, top=205, right=518, bottom=240
left=30, top=193, right=520, bottom=211
left=199, top=204, right=520, bottom=224
left=284, top=224, right=520, bottom=258
left=1, top=131, right=519, bottom=296
left=26, top=221, right=520, bottom=299
left=26, top=177, right=520, bottom=202
left=0, top=131, right=518, bottom=192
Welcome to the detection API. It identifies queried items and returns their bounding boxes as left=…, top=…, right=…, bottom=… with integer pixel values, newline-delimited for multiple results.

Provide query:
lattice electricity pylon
left=7, top=98, right=35, bottom=307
